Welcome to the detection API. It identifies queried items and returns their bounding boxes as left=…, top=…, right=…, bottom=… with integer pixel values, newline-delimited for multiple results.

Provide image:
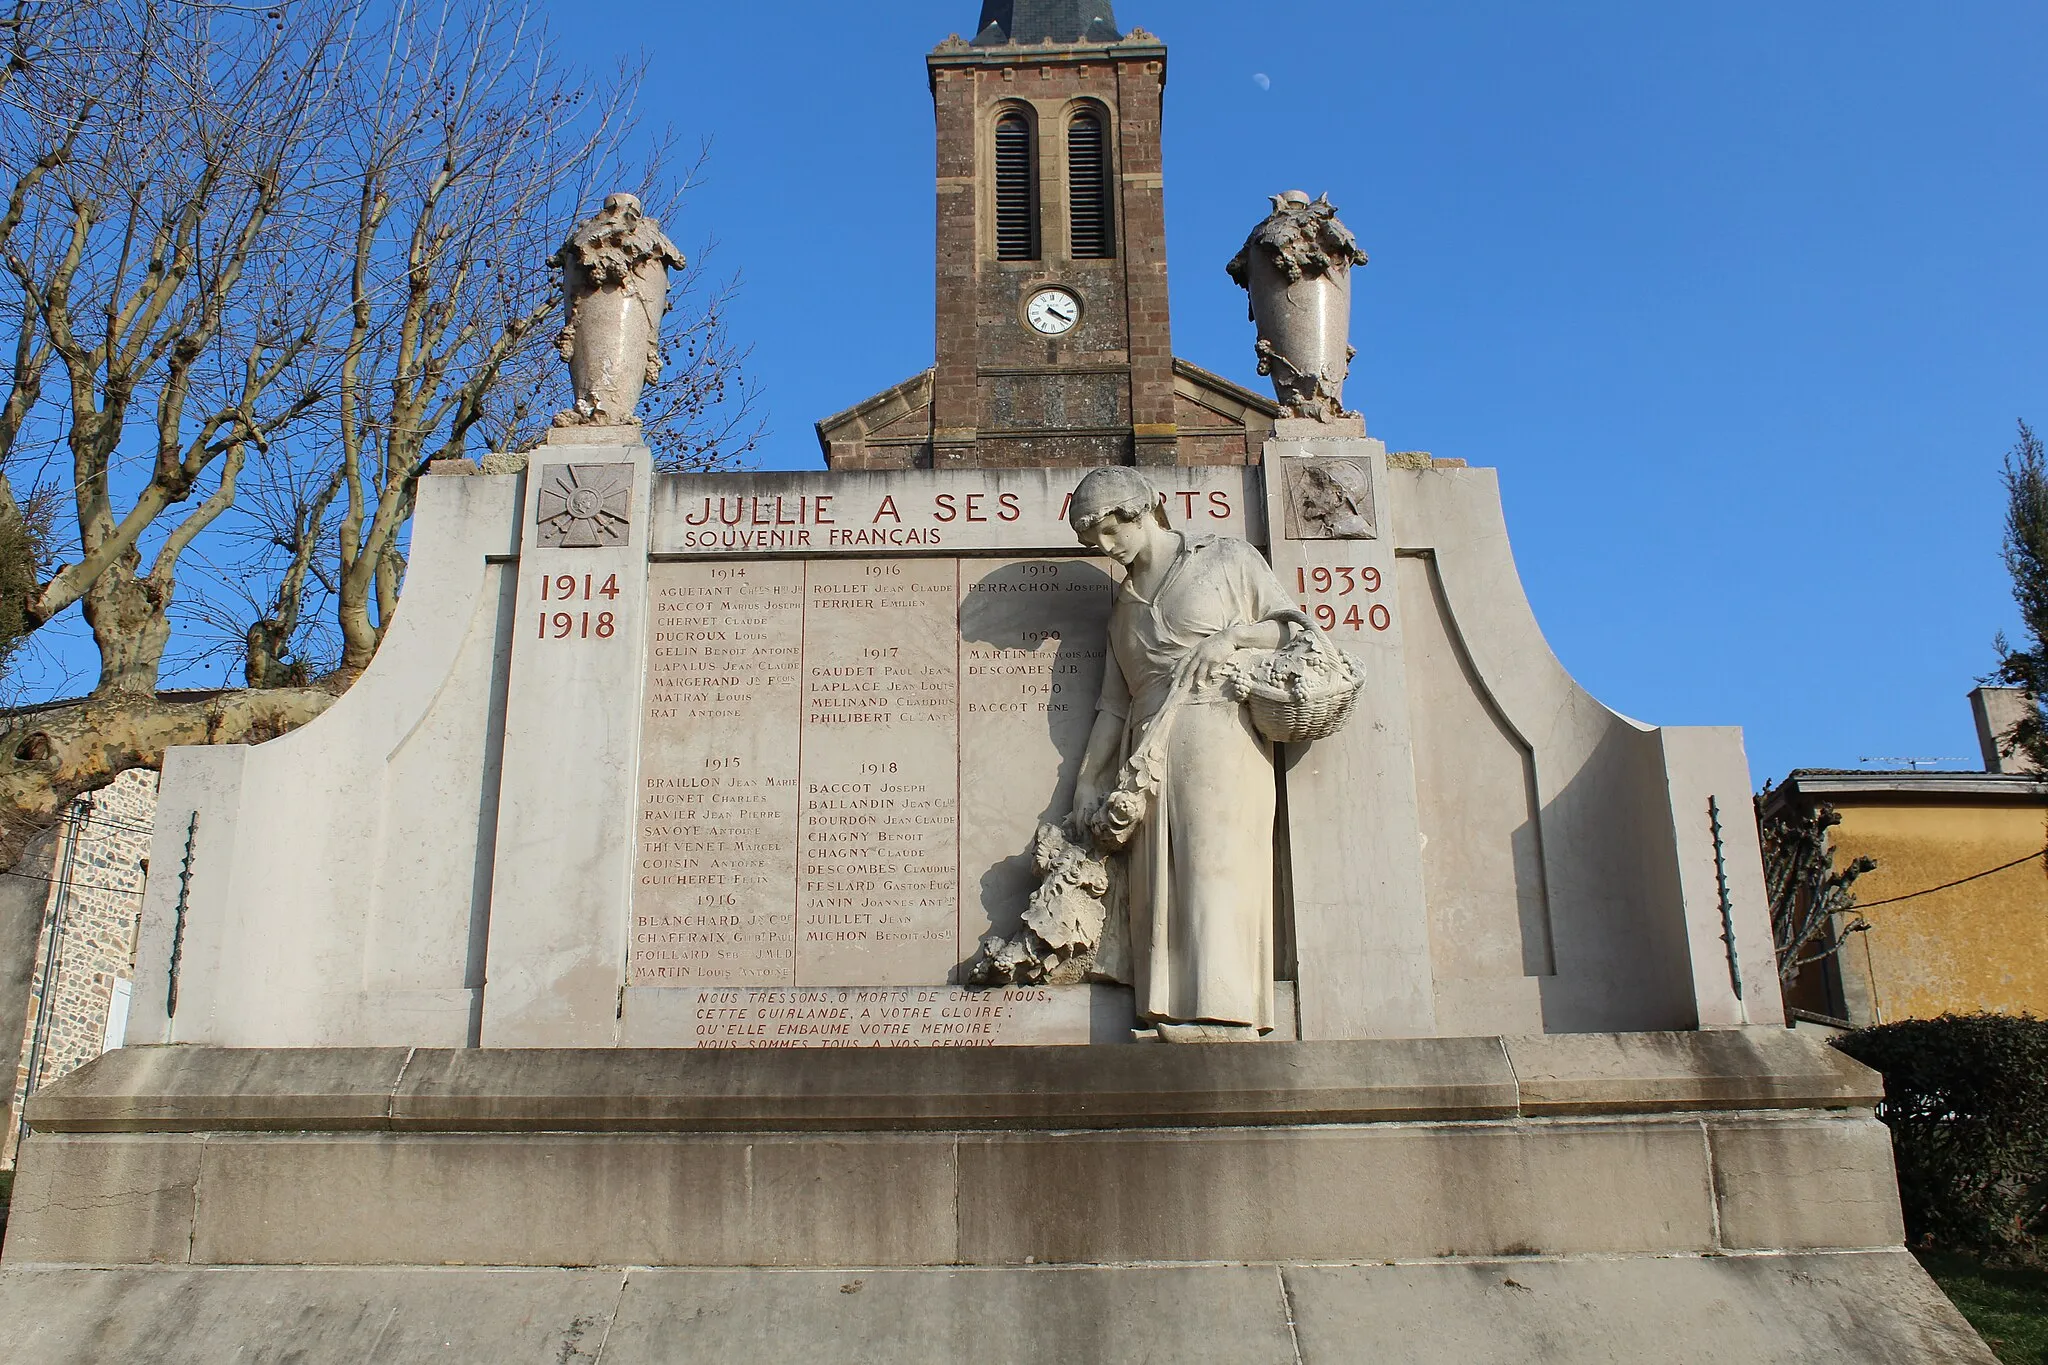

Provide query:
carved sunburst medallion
left=536, top=464, right=632, bottom=548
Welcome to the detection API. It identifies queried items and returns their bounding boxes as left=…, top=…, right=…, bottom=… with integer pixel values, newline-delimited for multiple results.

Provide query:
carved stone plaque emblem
left=1283, top=458, right=1376, bottom=540
left=536, top=464, right=633, bottom=548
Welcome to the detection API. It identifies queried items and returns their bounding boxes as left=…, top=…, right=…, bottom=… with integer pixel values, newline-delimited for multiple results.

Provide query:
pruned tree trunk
left=79, top=552, right=171, bottom=695
left=1757, top=782, right=1876, bottom=992
left=0, top=684, right=338, bottom=870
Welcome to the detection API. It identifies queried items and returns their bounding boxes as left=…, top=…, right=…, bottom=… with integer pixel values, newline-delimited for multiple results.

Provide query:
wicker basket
left=1233, top=622, right=1365, bottom=745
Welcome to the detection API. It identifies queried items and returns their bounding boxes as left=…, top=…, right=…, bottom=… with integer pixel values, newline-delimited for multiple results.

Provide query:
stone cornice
left=927, top=35, right=1168, bottom=91
left=1778, top=769, right=2048, bottom=801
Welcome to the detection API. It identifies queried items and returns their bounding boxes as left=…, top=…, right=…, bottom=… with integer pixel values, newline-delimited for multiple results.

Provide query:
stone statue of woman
left=1067, top=467, right=1302, bottom=1042
left=552, top=192, right=687, bottom=427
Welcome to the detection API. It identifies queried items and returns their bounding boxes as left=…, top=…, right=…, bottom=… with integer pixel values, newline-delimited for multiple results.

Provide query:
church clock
left=1025, top=287, right=1082, bottom=336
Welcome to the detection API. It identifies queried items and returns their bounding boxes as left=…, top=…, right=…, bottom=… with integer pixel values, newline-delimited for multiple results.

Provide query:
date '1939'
left=536, top=572, right=620, bottom=640
left=1296, top=565, right=1392, bottom=633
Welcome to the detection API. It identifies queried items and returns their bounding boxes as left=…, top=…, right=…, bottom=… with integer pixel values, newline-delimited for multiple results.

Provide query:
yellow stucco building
left=1772, top=689, right=2048, bottom=1026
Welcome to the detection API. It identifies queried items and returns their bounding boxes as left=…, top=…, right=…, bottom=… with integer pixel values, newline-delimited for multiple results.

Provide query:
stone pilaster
left=478, top=434, right=654, bottom=1047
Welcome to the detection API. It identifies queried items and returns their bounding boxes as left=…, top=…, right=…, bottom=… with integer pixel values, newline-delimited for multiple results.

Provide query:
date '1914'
left=536, top=572, right=620, bottom=640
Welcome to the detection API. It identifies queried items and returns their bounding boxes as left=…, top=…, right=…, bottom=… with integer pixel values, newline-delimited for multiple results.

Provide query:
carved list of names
left=633, top=557, right=1112, bottom=988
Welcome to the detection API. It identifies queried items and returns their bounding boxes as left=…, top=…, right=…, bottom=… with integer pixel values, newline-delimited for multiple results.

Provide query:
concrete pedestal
left=0, top=1031, right=1995, bottom=1363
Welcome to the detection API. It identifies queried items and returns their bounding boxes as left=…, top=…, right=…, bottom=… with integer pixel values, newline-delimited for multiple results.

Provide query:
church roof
left=972, top=1, right=1122, bottom=46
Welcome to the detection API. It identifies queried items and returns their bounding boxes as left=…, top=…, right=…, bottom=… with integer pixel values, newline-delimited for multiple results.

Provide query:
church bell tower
left=928, top=1, right=1174, bottom=468
left=817, top=2, right=1275, bottom=471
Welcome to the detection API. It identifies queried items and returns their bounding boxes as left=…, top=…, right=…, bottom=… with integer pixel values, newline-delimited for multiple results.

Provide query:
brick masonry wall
left=1113, top=54, right=1174, bottom=438
left=823, top=34, right=1271, bottom=472
left=1, top=769, right=157, bottom=1167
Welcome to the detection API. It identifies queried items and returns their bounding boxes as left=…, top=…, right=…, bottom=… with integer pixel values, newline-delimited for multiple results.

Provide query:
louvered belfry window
left=994, top=111, right=1037, bottom=261
left=1068, top=111, right=1113, bottom=259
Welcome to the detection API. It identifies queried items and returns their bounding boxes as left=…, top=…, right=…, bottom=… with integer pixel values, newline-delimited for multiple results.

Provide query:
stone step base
left=4, top=1033, right=1906, bottom=1271
left=5, top=1114, right=1906, bottom=1269
left=0, top=1252, right=1994, bottom=1364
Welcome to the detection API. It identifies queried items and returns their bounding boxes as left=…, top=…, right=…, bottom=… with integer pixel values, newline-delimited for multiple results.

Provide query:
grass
left=1922, top=1252, right=2048, bottom=1365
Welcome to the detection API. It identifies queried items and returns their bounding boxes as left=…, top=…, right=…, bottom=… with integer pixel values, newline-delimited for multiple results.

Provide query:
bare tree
left=0, top=1, right=353, bottom=860
left=1757, top=782, right=1878, bottom=991
left=0, top=0, right=755, bottom=869
left=8, top=3, right=370, bottom=685
left=0, top=0, right=99, bottom=664
left=262, top=0, right=756, bottom=681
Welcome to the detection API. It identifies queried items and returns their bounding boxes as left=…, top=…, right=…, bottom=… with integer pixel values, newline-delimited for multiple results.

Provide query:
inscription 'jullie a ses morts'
left=654, top=482, right=1246, bottom=553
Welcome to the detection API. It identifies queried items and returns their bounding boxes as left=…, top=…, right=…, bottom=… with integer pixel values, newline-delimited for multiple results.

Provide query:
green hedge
left=1835, top=1014, right=2048, bottom=1265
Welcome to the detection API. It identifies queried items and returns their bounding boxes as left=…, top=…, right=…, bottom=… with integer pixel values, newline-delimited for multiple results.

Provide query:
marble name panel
left=647, top=466, right=1264, bottom=555
left=617, top=984, right=1132, bottom=1048
left=632, top=555, right=1117, bottom=988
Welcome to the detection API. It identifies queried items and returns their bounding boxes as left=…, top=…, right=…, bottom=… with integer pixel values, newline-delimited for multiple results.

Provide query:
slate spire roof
left=973, top=0, right=1122, bottom=46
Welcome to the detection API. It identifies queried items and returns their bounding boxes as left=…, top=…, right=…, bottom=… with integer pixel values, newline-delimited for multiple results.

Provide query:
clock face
left=1025, top=288, right=1081, bottom=336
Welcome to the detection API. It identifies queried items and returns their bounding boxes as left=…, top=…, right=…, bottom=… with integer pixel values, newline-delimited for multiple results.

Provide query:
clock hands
left=1029, top=291, right=1078, bottom=332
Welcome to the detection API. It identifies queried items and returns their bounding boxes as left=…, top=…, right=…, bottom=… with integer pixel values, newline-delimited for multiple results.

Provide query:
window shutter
left=1068, top=112, right=1112, bottom=259
left=995, top=113, right=1037, bottom=261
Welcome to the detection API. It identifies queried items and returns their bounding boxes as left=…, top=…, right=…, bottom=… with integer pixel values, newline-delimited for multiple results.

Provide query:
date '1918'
left=1296, top=565, right=1391, bottom=633
left=536, top=572, right=620, bottom=640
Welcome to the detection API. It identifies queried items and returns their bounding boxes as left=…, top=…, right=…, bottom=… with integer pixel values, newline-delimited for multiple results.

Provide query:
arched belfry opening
left=993, top=109, right=1038, bottom=262
left=816, top=4, right=1279, bottom=470
left=1067, top=108, right=1113, bottom=259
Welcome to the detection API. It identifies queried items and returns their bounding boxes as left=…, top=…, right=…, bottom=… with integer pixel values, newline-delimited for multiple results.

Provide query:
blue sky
left=540, top=0, right=2048, bottom=786
left=23, top=2, right=2035, bottom=791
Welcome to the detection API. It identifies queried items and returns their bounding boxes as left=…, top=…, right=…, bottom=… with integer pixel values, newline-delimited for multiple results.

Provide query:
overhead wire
left=1851, top=847, right=2048, bottom=911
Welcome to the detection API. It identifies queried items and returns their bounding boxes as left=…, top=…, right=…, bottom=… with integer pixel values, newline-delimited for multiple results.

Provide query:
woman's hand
left=1190, top=626, right=1246, bottom=688
left=1072, top=776, right=1103, bottom=824
left=1070, top=709, right=1124, bottom=828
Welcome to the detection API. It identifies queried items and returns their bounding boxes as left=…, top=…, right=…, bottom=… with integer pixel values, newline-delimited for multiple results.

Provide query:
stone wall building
left=0, top=769, right=156, bottom=1167
left=1771, top=686, right=2048, bottom=1027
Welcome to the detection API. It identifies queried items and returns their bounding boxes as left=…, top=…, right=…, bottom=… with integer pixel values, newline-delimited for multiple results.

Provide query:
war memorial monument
left=0, top=3, right=1998, bottom=1360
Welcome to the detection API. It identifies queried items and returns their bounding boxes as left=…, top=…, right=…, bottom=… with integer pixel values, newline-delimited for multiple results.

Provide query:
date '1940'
left=1296, top=565, right=1392, bottom=633
left=536, top=572, right=620, bottom=640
